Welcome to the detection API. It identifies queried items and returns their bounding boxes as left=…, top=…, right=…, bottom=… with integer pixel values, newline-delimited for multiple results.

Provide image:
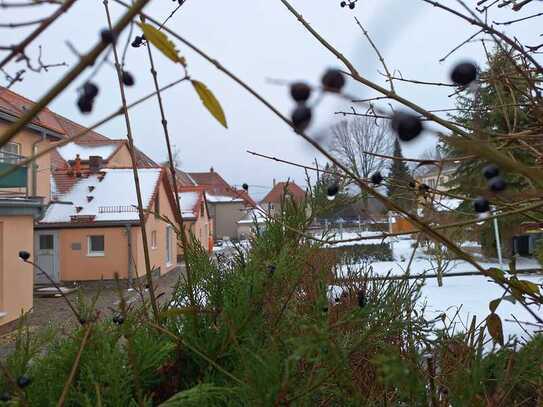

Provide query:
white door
left=34, top=231, right=59, bottom=284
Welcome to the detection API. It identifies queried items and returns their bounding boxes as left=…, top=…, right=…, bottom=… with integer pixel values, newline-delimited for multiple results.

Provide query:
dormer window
left=76, top=206, right=83, bottom=213
left=88, top=186, right=95, bottom=192
left=86, top=196, right=94, bottom=203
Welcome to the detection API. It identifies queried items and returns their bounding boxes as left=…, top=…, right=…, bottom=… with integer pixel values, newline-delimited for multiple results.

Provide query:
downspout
left=125, top=224, right=133, bottom=287
left=30, top=131, right=46, bottom=197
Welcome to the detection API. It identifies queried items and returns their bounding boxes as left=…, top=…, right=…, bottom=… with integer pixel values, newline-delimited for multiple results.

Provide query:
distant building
left=186, top=167, right=255, bottom=241
left=260, top=180, right=306, bottom=217
left=415, top=162, right=457, bottom=192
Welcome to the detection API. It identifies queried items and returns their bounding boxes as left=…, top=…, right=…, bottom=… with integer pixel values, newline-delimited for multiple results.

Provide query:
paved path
left=0, top=265, right=185, bottom=360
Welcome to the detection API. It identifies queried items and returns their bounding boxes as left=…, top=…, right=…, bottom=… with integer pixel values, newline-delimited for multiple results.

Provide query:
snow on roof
left=237, top=207, right=267, bottom=224
left=206, top=194, right=243, bottom=203
left=40, top=168, right=161, bottom=223
left=56, top=143, right=118, bottom=161
left=434, top=197, right=463, bottom=212
left=178, top=191, right=200, bottom=219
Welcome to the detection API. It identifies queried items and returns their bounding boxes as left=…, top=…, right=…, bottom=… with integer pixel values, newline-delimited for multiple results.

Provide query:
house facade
left=260, top=180, right=306, bottom=217
left=0, top=198, right=43, bottom=332
left=36, top=167, right=179, bottom=282
left=187, top=168, right=255, bottom=241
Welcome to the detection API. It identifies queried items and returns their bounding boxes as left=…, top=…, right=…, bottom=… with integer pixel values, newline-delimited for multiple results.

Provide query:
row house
left=0, top=86, right=211, bottom=330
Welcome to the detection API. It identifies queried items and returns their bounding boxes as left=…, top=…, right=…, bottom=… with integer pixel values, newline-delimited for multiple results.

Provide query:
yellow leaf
left=487, top=313, right=504, bottom=346
left=138, top=23, right=185, bottom=65
left=192, top=80, right=227, bottom=128
left=518, top=279, right=540, bottom=296
left=486, top=268, right=506, bottom=284
left=488, top=298, right=501, bottom=313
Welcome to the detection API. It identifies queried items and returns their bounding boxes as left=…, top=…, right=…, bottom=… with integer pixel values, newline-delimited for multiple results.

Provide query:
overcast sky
left=2, top=0, right=541, bottom=200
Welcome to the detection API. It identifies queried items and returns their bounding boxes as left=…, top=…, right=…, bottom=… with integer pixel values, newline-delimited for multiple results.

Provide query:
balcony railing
left=0, top=150, right=25, bottom=164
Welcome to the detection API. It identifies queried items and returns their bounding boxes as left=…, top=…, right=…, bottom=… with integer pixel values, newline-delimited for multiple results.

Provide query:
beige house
left=36, top=167, right=179, bottom=282
left=0, top=198, right=43, bottom=332
left=187, top=168, right=255, bottom=241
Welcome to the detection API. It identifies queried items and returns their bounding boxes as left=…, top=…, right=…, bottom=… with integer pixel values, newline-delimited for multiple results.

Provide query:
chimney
left=273, top=178, right=276, bottom=188
left=89, top=155, right=103, bottom=173
left=74, top=154, right=82, bottom=177
left=210, top=166, right=214, bottom=173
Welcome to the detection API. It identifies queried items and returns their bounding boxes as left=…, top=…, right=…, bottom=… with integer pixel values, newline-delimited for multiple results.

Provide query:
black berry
left=370, top=171, right=383, bottom=185
left=17, top=375, right=31, bottom=388
left=473, top=196, right=490, bottom=213
left=267, top=265, right=276, bottom=275
left=122, top=71, right=135, bottom=86
left=83, top=82, right=99, bottom=99
left=321, top=69, right=345, bottom=92
left=131, top=36, right=143, bottom=48
left=100, top=29, right=116, bottom=44
left=482, top=164, right=499, bottom=180
left=357, top=290, right=366, bottom=308
left=349, top=2, right=355, bottom=9
left=450, top=62, right=477, bottom=86
left=77, top=95, right=93, bottom=114
left=327, top=183, right=339, bottom=197
left=340, top=1, right=346, bottom=6
left=242, top=183, right=249, bottom=191
left=291, top=105, right=312, bottom=131
left=290, top=82, right=311, bottom=103
left=112, top=315, right=124, bottom=325
left=391, top=111, right=423, bottom=142
left=489, top=176, right=506, bottom=192
left=334, top=297, right=340, bottom=303
left=18, top=251, right=30, bottom=261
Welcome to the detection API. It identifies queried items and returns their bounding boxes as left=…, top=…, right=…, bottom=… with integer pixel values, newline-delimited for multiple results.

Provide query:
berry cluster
left=289, top=68, right=345, bottom=132
left=473, top=164, right=507, bottom=213
left=340, top=0, right=357, bottom=9
left=131, top=35, right=145, bottom=48
left=77, top=82, right=99, bottom=114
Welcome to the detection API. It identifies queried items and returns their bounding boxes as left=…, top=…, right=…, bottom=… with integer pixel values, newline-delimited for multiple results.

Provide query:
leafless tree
left=330, top=117, right=393, bottom=181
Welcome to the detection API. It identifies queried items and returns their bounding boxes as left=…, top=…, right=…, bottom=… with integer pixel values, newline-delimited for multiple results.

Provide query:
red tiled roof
left=261, top=181, right=306, bottom=204
left=188, top=170, right=256, bottom=207
left=0, top=86, right=65, bottom=134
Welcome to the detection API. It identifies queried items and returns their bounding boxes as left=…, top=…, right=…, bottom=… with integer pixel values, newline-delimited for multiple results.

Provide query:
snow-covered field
left=333, top=234, right=542, bottom=342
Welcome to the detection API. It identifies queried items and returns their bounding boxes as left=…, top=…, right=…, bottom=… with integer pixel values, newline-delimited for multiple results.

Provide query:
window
left=165, top=226, right=172, bottom=265
left=151, top=231, right=157, bottom=249
left=0, top=142, right=21, bottom=164
left=87, top=235, right=105, bottom=256
left=39, top=234, right=54, bottom=251
left=154, top=194, right=160, bottom=219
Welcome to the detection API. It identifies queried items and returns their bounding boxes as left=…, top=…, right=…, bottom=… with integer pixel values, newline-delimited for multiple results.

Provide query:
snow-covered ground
left=334, top=235, right=542, bottom=342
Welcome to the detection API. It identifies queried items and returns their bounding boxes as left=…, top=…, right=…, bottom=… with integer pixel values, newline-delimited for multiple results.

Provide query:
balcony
left=0, top=151, right=28, bottom=188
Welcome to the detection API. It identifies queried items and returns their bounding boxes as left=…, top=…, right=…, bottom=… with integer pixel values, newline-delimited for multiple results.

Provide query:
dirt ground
left=0, top=266, right=185, bottom=360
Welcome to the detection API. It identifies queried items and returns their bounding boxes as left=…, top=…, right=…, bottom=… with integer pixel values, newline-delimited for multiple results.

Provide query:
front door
left=34, top=231, right=59, bottom=284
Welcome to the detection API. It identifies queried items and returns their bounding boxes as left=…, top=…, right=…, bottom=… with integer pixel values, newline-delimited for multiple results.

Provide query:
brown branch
left=354, top=17, right=395, bottom=93
left=0, top=0, right=150, bottom=149
left=103, top=0, right=159, bottom=321
left=0, top=0, right=77, bottom=70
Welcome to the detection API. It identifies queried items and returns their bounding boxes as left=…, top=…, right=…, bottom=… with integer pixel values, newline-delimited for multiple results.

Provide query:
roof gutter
left=0, top=111, right=63, bottom=140
left=35, top=220, right=140, bottom=229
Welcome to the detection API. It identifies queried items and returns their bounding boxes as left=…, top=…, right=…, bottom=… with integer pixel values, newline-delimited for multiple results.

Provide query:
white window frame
left=87, top=235, right=105, bottom=257
left=165, top=226, right=172, bottom=266
left=151, top=230, right=157, bottom=250
left=0, top=142, right=21, bottom=163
